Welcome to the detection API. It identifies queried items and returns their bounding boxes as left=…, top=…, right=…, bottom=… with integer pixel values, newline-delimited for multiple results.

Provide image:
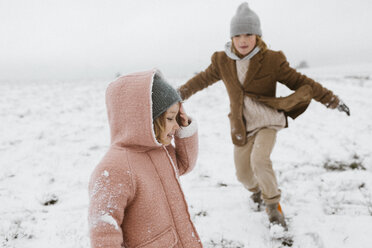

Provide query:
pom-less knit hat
left=230, top=2, right=262, bottom=37
left=152, top=73, right=181, bottom=120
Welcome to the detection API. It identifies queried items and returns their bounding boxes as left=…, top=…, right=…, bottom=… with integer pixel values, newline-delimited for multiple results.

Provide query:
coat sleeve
left=166, top=119, right=198, bottom=176
left=276, top=51, right=335, bottom=105
left=178, top=52, right=221, bottom=100
left=88, top=162, right=134, bottom=248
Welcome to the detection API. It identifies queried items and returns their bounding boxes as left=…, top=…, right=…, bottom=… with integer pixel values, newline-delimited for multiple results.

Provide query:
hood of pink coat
left=105, top=69, right=162, bottom=149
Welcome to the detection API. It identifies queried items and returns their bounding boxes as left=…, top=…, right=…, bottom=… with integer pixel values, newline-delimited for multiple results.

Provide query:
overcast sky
left=1, top=0, right=372, bottom=81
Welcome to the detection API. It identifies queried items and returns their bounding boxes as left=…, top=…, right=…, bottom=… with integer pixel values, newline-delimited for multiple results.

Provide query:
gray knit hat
left=151, top=73, right=181, bottom=120
left=230, top=2, right=262, bottom=37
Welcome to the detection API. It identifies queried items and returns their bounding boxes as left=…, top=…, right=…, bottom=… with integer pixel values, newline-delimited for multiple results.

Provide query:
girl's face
left=160, top=103, right=180, bottom=145
left=232, top=34, right=257, bottom=56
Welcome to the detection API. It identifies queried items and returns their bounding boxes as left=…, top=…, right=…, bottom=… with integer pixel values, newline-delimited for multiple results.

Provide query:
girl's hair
left=153, top=102, right=181, bottom=144
left=231, top=35, right=268, bottom=57
left=153, top=111, right=167, bottom=144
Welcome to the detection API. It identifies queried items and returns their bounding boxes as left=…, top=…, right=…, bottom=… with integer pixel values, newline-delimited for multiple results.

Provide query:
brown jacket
left=178, top=49, right=335, bottom=146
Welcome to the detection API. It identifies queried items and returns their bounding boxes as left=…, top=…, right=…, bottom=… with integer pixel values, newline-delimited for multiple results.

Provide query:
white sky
left=1, top=0, right=372, bottom=81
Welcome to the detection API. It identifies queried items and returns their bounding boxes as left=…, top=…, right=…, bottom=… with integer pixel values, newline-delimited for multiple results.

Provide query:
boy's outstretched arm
left=178, top=52, right=221, bottom=100
left=276, top=51, right=349, bottom=114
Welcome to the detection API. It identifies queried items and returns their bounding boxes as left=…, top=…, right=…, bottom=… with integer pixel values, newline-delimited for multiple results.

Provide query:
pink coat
left=88, top=69, right=202, bottom=248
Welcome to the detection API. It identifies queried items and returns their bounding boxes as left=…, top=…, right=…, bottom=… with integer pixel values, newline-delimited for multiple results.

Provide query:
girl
left=89, top=69, right=202, bottom=248
left=178, top=2, right=346, bottom=228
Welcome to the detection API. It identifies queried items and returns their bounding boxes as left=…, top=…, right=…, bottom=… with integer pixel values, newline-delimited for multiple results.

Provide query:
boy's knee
left=251, top=154, right=271, bottom=170
left=235, top=171, right=255, bottom=188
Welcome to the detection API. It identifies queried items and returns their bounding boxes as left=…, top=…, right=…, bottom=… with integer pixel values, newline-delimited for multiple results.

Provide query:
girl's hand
left=177, top=103, right=190, bottom=127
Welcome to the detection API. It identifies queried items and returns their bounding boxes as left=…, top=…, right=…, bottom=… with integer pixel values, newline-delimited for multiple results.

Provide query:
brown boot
left=250, top=190, right=263, bottom=205
left=266, top=203, right=287, bottom=228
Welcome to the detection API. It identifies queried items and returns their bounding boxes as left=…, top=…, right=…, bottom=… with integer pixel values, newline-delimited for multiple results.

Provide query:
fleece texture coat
left=178, top=49, right=336, bottom=146
left=88, top=70, right=202, bottom=248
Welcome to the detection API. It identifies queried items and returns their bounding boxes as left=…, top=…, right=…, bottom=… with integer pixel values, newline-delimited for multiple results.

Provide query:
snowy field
left=1, top=64, right=372, bottom=248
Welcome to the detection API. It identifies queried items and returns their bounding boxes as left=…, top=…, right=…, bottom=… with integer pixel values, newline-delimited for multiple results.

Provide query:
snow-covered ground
left=1, top=64, right=372, bottom=248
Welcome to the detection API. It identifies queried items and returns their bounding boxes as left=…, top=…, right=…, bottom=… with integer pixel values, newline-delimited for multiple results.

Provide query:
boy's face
left=232, top=34, right=257, bottom=56
left=160, top=103, right=180, bottom=145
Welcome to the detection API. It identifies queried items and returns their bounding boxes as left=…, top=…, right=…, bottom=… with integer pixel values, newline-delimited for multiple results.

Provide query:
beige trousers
left=233, top=128, right=281, bottom=204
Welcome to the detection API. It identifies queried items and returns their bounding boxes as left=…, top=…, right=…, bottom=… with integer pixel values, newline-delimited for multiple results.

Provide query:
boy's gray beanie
left=230, top=2, right=262, bottom=37
left=151, top=73, right=181, bottom=120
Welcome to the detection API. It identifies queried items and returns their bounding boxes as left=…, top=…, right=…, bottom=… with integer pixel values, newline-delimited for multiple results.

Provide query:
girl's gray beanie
left=230, top=2, right=262, bottom=37
left=151, top=73, right=181, bottom=121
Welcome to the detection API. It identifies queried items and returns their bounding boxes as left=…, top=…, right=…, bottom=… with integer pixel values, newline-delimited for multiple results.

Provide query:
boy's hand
left=337, top=100, right=350, bottom=116
left=178, top=103, right=190, bottom=127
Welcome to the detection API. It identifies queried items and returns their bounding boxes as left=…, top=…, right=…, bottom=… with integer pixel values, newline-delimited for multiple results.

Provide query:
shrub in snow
left=195, top=210, right=208, bottom=217
left=40, top=193, right=59, bottom=206
left=217, top=182, right=228, bottom=187
left=296, top=60, right=309, bottom=69
left=323, top=159, right=365, bottom=171
left=2, top=219, right=33, bottom=244
left=206, top=237, right=244, bottom=248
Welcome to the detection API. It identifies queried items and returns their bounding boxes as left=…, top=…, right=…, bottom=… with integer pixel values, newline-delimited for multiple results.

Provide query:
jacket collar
left=224, top=41, right=260, bottom=61
left=243, top=51, right=263, bottom=88
left=224, top=45, right=264, bottom=90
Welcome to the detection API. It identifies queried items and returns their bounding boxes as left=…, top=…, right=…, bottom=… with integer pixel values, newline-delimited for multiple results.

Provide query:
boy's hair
left=231, top=35, right=268, bottom=57
left=153, top=111, right=167, bottom=144
left=256, top=36, right=268, bottom=52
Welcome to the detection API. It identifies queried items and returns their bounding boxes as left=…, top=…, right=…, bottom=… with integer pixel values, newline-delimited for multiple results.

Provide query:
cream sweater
left=236, top=60, right=286, bottom=137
